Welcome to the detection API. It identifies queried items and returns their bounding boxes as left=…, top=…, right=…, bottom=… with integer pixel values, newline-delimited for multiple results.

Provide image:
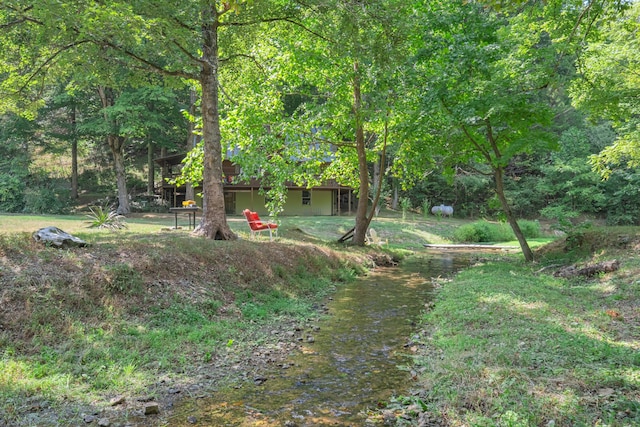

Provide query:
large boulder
left=33, top=227, right=88, bottom=248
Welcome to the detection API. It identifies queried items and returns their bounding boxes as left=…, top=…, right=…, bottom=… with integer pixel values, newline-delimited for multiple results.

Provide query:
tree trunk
left=109, top=134, right=130, bottom=215
left=185, top=89, right=198, bottom=202
left=70, top=104, right=78, bottom=199
left=372, top=153, right=380, bottom=216
left=352, top=61, right=371, bottom=246
left=194, top=5, right=236, bottom=240
left=147, top=139, right=154, bottom=196
left=98, top=86, right=130, bottom=215
left=494, top=167, right=533, bottom=262
left=391, top=183, right=398, bottom=210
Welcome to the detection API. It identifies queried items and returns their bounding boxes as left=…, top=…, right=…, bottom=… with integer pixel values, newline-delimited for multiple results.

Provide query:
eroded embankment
left=0, top=233, right=375, bottom=426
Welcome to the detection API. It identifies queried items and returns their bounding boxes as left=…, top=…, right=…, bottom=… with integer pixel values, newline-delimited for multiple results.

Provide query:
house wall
left=233, top=189, right=334, bottom=216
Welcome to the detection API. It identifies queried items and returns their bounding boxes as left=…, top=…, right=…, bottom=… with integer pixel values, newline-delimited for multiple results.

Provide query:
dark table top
left=169, top=206, right=200, bottom=212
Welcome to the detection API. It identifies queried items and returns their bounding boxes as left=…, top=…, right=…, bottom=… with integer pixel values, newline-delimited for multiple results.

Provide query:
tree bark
left=70, top=104, right=78, bottom=199
left=98, top=86, right=130, bottom=215
left=373, top=153, right=381, bottom=216
left=494, top=167, right=533, bottom=262
left=351, top=61, right=371, bottom=246
left=109, top=134, right=130, bottom=215
left=391, top=183, right=398, bottom=210
left=185, top=89, right=198, bottom=202
left=147, top=139, right=154, bottom=196
left=194, top=5, right=236, bottom=240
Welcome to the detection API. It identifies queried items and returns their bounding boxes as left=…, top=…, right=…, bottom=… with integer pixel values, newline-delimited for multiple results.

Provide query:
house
left=154, top=154, right=357, bottom=216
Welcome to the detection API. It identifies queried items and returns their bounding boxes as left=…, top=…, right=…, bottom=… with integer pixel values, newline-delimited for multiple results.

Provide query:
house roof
left=154, top=153, right=185, bottom=165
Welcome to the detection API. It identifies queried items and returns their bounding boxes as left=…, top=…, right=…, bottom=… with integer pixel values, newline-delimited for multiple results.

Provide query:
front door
left=224, top=191, right=236, bottom=215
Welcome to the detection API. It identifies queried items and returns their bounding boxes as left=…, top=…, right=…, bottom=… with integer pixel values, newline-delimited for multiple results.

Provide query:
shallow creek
left=166, top=252, right=470, bottom=426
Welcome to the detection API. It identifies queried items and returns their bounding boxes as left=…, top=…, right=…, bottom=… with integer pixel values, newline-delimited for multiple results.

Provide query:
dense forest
left=1, top=1, right=638, bottom=243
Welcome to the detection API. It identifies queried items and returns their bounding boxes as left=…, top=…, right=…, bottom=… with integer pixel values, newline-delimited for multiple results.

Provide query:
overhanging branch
left=99, top=39, right=196, bottom=80
left=16, top=40, right=92, bottom=94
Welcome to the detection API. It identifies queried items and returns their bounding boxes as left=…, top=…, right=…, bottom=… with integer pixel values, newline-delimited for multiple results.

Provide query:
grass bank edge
left=0, top=232, right=369, bottom=425
left=392, top=228, right=640, bottom=426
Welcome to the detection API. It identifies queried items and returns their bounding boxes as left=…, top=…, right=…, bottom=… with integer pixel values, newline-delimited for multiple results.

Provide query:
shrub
left=454, top=220, right=499, bottom=243
left=23, top=180, right=72, bottom=214
left=454, top=219, right=542, bottom=243
left=518, top=219, right=542, bottom=239
left=0, top=172, right=26, bottom=212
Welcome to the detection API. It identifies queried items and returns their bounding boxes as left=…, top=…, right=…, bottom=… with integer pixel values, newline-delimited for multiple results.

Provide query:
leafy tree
left=0, top=114, right=34, bottom=211
left=408, top=0, right=562, bottom=261
left=570, top=2, right=640, bottom=179
left=1, top=1, right=296, bottom=238
left=41, top=87, right=83, bottom=200
left=537, top=125, right=611, bottom=221
left=76, top=84, right=186, bottom=214
left=217, top=0, right=417, bottom=245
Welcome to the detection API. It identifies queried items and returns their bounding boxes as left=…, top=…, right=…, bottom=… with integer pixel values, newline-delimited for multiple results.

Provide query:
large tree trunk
left=194, top=5, right=236, bottom=240
left=109, top=134, right=130, bottom=215
left=70, top=104, right=78, bottom=199
left=391, top=183, right=399, bottom=210
left=372, top=153, right=381, bottom=216
left=352, top=61, right=371, bottom=246
left=98, top=86, right=130, bottom=215
left=494, top=167, right=533, bottom=262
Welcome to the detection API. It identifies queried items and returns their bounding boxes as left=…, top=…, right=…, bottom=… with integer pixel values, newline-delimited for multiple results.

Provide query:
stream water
left=166, top=252, right=470, bottom=426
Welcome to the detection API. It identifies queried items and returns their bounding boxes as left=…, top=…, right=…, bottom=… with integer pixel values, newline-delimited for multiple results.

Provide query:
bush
left=454, top=220, right=541, bottom=243
left=23, top=179, right=72, bottom=214
left=0, top=172, right=25, bottom=212
left=518, top=220, right=542, bottom=239
left=454, top=220, right=509, bottom=243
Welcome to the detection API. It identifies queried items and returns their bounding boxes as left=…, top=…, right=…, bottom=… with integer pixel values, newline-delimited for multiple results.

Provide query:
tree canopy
left=1, top=0, right=639, bottom=248
left=571, top=1, right=640, bottom=178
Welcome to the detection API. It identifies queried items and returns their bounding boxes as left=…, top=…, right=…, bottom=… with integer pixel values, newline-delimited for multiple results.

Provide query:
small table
left=169, top=207, right=200, bottom=230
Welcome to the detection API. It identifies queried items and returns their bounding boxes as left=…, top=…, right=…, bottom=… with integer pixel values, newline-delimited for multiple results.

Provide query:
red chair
left=242, top=209, right=278, bottom=241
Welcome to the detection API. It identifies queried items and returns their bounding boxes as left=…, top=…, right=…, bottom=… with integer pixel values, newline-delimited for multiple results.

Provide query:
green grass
left=386, top=229, right=640, bottom=426
left=0, top=209, right=473, bottom=250
left=0, top=218, right=375, bottom=426
left=0, top=210, right=563, bottom=426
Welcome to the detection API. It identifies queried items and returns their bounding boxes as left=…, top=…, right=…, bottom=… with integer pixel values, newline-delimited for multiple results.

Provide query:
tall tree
left=37, top=86, right=82, bottom=200
left=408, top=0, right=561, bottom=261
left=0, top=1, right=294, bottom=238
left=299, top=0, right=414, bottom=245
left=218, top=0, right=414, bottom=245
left=570, top=2, right=640, bottom=178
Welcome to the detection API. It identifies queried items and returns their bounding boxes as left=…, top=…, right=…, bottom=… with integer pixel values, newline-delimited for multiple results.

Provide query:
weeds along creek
left=158, top=252, right=471, bottom=426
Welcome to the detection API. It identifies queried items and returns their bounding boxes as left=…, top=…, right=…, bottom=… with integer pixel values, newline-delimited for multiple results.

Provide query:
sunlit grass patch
left=412, top=254, right=640, bottom=426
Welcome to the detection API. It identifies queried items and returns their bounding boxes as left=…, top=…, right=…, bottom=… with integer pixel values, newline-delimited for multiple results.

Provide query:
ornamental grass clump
left=85, top=206, right=127, bottom=230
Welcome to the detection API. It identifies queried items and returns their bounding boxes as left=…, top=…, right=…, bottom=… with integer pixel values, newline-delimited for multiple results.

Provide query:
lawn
left=0, top=210, right=465, bottom=250
left=6, top=210, right=596, bottom=427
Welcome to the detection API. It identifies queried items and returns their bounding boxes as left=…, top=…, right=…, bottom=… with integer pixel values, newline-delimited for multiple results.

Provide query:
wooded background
left=1, top=0, right=638, bottom=239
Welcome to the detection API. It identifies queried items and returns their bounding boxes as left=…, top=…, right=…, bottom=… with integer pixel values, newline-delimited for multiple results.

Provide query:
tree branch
left=220, top=53, right=266, bottom=74
left=99, top=39, right=196, bottom=80
left=0, top=17, right=28, bottom=29
left=218, top=82, right=238, bottom=106
left=172, top=40, right=204, bottom=65
left=221, top=16, right=334, bottom=43
left=439, top=96, right=492, bottom=162
left=16, top=40, right=92, bottom=94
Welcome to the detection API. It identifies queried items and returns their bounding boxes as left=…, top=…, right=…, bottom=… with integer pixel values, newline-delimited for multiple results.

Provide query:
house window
left=302, top=190, right=311, bottom=205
